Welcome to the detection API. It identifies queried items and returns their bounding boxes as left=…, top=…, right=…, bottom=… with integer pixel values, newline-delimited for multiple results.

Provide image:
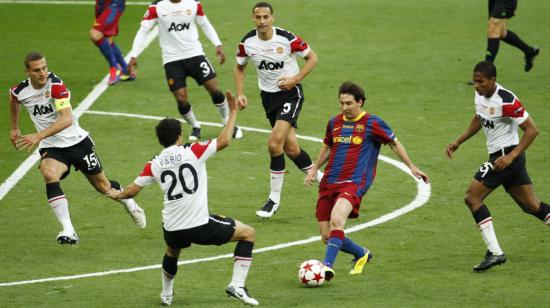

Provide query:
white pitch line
left=0, top=0, right=149, bottom=5
left=0, top=27, right=158, bottom=202
left=0, top=110, right=431, bottom=287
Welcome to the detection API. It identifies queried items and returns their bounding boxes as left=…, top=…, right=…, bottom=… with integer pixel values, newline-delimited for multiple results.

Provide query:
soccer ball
left=298, top=259, right=325, bottom=287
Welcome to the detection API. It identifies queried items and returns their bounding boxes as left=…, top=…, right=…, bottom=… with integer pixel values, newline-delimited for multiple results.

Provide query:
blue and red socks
left=340, top=237, right=366, bottom=259
left=94, top=37, right=117, bottom=68
left=110, top=42, right=128, bottom=75
left=323, top=229, right=345, bottom=268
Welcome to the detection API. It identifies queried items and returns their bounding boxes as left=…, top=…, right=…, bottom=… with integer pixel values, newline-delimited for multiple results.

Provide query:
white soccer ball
left=298, top=259, right=325, bottom=287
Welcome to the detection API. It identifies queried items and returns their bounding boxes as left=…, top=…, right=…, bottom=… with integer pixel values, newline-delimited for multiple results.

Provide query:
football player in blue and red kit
left=305, top=81, right=429, bottom=281
left=90, top=0, right=134, bottom=85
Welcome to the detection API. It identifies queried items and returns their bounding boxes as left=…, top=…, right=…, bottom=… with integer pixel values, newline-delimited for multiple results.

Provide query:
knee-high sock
left=161, top=254, right=178, bottom=296
left=269, top=154, right=285, bottom=203
left=534, top=202, right=550, bottom=226
left=323, top=230, right=345, bottom=268
left=485, top=38, right=500, bottom=62
left=177, top=102, right=200, bottom=128
left=340, top=237, right=366, bottom=259
left=211, top=91, right=228, bottom=124
left=95, top=37, right=117, bottom=68
left=110, top=42, right=128, bottom=74
left=230, top=240, right=254, bottom=288
left=46, top=182, right=75, bottom=233
left=290, top=148, right=323, bottom=181
left=473, top=205, right=503, bottom=255
left=502, top=30, right=533, bottom=56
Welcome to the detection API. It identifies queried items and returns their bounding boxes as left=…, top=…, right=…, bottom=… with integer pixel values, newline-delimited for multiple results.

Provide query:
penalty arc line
left=0, top=110, right=431, bottom=287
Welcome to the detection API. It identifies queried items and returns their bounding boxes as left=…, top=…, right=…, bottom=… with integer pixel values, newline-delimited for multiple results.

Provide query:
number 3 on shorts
left=200, top=61, right=211, bottom=77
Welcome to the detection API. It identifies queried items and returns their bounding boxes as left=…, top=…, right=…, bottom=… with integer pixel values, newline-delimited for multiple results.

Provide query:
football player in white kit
left=447, top=61, right=549, bottom=272
left=128, top=0, right=243, bottom=141
left=234, top=2, right=323, bottom=218
left=106, top=91, right=258, bottom=306
left=9, top=52, right=146, bottom=246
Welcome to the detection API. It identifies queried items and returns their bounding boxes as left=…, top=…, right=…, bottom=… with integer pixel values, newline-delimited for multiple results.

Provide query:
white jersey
left=130, top=0, right=222, bottom=65
left=10, top=72, right=88, bottom=149
left=236, top=27, right=310, bottom=93
left=134, top=139, right=217, bottom=231
left=474, top=83, right=529, bottom=154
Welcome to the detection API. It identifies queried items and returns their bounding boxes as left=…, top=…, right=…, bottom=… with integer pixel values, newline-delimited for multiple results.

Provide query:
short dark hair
left=155, top=118, right=182, bottom=147
left=25, top=51, right=44, bottom=69
left=339, top=81, right=366, bottom=106
left=253, top=2, right=273, bottom=14
left=473, top=61, right=497, bottom=79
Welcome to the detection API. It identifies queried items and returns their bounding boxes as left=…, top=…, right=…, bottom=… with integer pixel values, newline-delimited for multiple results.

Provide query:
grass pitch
left=0, top=0, right=549, bottom=307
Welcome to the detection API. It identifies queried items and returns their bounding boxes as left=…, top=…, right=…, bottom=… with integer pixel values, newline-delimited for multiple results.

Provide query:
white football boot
left=57, top=231, right=79, bottom=245
left=122, top=198, right=146, bottom=229
left=160, top=292, right=173, bottom=306
left=225, top=285, right=259, bottom=306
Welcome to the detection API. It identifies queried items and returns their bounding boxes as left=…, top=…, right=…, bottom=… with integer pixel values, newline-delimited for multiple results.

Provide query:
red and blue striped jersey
left=96, top=0, right=125, bottom=15
left=321, top=111, right=395, bottom=197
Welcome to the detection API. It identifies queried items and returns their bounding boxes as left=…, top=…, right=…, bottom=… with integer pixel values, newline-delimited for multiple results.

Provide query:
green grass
left=1, top=0, right=549, bottom=307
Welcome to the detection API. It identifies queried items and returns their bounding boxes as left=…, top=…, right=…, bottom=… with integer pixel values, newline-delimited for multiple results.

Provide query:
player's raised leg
left=508, top=184, right=550, bottom=226
left=85, top=172, right=146, bottom=228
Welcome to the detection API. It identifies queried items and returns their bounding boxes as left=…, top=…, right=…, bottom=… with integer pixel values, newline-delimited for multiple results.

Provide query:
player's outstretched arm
left=216, top=90, right=238, bottom=151
left=388, top=140, right=430, bottom=184
left=106, top=183, right=143, bottom=200
left=446, top=115, right=482, bottom=158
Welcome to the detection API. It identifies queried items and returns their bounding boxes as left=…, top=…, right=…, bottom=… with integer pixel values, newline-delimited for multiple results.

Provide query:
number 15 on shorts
left=83, top=153, right=100, bottom=170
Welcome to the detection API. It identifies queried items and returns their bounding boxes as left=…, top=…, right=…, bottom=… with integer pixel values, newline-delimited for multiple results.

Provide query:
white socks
left=216, top=99, right=229, bottom=125
left=182, top=108, right=200, bottom=128
left=301, top=164, right=324, bottom=183
left=49, top=195, right=74, bottom=234
left=230, top=257, right=252, bottom=288
left=269, top=170, right=285, bottom=204
left=477, top=217, right=504, bottom=255
left=161, top=270, right=175, bottom=296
